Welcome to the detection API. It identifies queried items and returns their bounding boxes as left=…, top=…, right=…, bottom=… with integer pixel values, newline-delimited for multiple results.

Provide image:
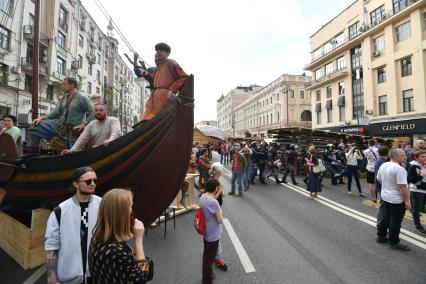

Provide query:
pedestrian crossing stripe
left=363, top=200, right=426, bottom=225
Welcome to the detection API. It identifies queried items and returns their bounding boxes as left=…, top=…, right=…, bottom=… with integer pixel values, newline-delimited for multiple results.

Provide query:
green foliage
left=245, top=131, right=252, bottom=138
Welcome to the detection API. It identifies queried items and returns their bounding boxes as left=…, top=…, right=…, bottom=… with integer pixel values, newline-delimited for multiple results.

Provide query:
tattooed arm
left=46, top=250, right=60, bottom=284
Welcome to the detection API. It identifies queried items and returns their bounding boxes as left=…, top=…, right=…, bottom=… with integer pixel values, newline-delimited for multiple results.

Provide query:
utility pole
left=31, top=0, right=40, bottom=121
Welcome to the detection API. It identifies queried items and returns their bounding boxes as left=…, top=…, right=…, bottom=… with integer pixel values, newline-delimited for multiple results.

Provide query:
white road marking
left=223, top=218, right=256, bottom=273
left=273, top=179, right=426, bottom=250
left=22, top=264, right=46, bottom=284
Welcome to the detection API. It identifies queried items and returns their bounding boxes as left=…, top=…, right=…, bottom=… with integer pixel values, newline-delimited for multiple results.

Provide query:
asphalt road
left=2, top=152, right=426, bottom=283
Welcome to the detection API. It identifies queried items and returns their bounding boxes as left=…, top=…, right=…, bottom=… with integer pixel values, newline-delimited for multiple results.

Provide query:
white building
left=195, top=120, right=218, bottom=128
left=234, top=74, right=312, bottom=138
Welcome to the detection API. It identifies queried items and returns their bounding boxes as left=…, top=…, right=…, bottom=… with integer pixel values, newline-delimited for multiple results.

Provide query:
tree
left=245, top=131, right=252, bottom=138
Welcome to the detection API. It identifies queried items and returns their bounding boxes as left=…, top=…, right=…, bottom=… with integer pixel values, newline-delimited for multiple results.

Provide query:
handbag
left=313, top=163, right=326, bottom=173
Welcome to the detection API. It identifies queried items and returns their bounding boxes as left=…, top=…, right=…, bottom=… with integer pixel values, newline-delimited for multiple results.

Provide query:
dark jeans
left=377, top=201, right=406, bottom=245
left=283, top=163, right=297, bottom=183
left=346, top=165, right=362, bottom=193
left=411, top=191, right=426, bottom=229
left=202, top=239, right=219, bottom=284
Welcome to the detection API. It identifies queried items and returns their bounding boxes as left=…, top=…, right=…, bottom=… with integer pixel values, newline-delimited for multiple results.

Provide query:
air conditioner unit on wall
left=365, top=109, right=374, bottom=115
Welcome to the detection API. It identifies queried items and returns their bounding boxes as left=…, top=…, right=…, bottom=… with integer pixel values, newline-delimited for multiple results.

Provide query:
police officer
left=249, top=141, right=260, bottom=184
left=268, top=141, right=282, bottom=184
left=258, top=141, right=269, bottom=184
left=324, top=144, right=337, bottom=185
left=335, top=143, right=346, bottom=185
left=282, top=144, right=299, bottom=185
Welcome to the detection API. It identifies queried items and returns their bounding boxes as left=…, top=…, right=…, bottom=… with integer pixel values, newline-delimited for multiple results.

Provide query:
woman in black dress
left=88, top=189, right=153, bottom=283
left=306, top=146, right=322, bottom=199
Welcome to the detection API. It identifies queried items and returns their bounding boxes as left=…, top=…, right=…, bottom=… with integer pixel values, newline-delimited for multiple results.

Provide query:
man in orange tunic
left=136, top=43, right=188, bottom=121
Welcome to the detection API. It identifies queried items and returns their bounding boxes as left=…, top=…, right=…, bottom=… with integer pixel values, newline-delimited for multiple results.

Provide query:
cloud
left=82, top=0, right=354, bottom=122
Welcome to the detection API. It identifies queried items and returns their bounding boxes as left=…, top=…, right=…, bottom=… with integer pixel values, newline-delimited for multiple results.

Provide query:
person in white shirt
left=407, top=150, right=426, bottom=236
left=62, top=103, right=121, bottom=155
left=345, top=144, right=365, bottom=196
left=363, top=139, right=379, bottom=202
left=376, top=148, right=411, bottom=251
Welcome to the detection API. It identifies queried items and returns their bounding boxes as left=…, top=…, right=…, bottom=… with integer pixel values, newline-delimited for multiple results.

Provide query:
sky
left=81, top=0, right=355, bottom=123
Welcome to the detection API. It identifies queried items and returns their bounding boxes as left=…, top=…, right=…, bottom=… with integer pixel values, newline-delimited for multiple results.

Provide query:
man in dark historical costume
left=28, top=77, right=94, bottom=152
left=134, top=42, right=188, bottom=121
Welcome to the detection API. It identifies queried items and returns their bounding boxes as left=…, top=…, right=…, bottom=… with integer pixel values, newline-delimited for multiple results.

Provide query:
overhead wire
left=91, top=0, right=150, bottom=67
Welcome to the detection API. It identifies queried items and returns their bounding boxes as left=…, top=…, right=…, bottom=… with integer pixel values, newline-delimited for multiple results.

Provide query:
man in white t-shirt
left=376, top=148, right=411, bottom=251
left=364, top=139, right=379, bottom=202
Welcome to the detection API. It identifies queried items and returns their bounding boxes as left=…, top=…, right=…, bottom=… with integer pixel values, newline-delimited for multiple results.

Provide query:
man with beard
left=45, top=167, right=102, bottom=283
left=135, top=43, right=188, bottom=122
left=62, top=103, right=121, bottom=154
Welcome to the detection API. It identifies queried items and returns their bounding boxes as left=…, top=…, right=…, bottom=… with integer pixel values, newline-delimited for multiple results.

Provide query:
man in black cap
left=45, top=167, right=102, bottom=284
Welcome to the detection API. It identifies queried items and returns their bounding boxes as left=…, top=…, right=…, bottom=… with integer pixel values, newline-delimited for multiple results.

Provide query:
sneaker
left=415, top=227, right=426, bottom=236
left=376, top=237, right=388, bottom=243
left=293, top=182, right=299, bottom=185
left=360, top=193, right=366, bottom=197
left=236, top=192, right=243, bottom=197
left=348, top=191, right=352, bottom=195
left=228, top=192, right=236, bottom=196
left=390, top=244, right=410, bottom=251
left=215, top=259, right=228, bottom=271
left=339, top=182, right=346, bottom=185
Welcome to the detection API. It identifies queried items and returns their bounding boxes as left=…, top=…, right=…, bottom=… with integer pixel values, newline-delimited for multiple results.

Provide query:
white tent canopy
left=197, top=125, right=228, bottom=141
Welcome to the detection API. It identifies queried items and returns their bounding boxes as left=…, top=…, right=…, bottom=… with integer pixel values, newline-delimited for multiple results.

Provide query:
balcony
left=306, top=67, right=349, bottom=90
left=305, top=0, right=422, bottom=70
left=21, top=57, right=48, bottom=74
left=86, top=53, right=96, bottom=64
left=23, top=25, right=33, bottom=39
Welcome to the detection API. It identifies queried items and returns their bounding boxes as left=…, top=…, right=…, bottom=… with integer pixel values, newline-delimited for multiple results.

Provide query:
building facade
left=217, top=85, right=262, bottom=137
left=0, top=0, right=145, bottom=135
left=234, top=74, right=312, bottom=138
left=305, top=0, right=426, bottom=141
left=195, top=120, right=218, bottom=128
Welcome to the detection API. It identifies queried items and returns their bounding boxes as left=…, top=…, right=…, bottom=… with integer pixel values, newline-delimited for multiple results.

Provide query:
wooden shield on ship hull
left=0, top=75, right=194, bottom=225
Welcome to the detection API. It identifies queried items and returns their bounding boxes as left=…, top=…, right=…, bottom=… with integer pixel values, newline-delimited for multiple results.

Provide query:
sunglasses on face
left=78, top=179, right=97, bottom=185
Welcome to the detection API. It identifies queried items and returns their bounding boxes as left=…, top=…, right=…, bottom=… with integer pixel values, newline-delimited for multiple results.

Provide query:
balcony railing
left=307, top=67, right=349, bottom=90
left=305, top=0, right=420, bottom=69
left=20, top=57, right=48, bottom=74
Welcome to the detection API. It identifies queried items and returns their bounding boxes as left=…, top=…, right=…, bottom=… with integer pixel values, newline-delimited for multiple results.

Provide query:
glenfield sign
left=369, top=119, right=426, bottom=135
left=382, top=123, right=416, bottom=131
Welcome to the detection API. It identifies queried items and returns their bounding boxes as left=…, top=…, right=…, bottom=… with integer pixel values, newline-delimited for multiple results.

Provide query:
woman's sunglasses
left=78, top=179, right=98, bottom=185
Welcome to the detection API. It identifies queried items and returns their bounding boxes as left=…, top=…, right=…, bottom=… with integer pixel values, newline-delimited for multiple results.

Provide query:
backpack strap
left=53, top=206, right=61, bottom=226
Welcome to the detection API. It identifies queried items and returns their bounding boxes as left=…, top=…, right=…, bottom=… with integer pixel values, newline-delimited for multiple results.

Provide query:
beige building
left=305, top=0, right=426, bottom=141
left=234, top=74, right=312, bottom=138
left=217, top=85, right=262, bottom=137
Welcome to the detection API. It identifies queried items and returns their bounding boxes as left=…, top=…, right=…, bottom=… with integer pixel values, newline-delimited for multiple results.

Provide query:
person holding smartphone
left=345, top=144, right=366, bottom=196
left=89, top=188, right=153, bottom=283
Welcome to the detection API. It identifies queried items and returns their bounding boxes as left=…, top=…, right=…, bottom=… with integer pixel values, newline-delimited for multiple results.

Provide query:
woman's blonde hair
left=92, top=188, right=133, bottom=243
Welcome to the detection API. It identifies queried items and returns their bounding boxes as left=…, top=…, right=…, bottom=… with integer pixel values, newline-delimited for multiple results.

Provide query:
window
left=0, top=0, right=13, bottom=14
left=25, top=74, right=33, bottom=92
left=401, top=57, right=412, bottom=76
left=377, top=67, right=386, bottom=83
left=47, top=85, right=54, bottom=100
left=96, top=70, right=100, bottom=81
left=337, top=57, right=345, bottom=70
left=313, top=48, right=322, bottom=60
left=315, top=69, right=322, bottom=80
left=338, top=82, right=345, bottom=95
left=59, top=6, right=68, bottom=30
left=316, top=90, right=321, bottom=102
left=339, top=105, right=345, bottom=121
left=87, top=82, right=92, bottom=94
left=402, top=89, right=414, bottom=112
left=424, top=12, right=426, bottom=30
left=57, top=31, right=66, bottom=48
left=57, top=57, right=65, bottom=74
left=88, top=64, right=93, bottom=75
left=393, top=0, right=410, bottom=14
left=370, top=5, right=385, bottom=25
left=335, top=33, right=344, bottom=47
left=316, top=111, right=322, bottom=125
left=96, top=87, right=100, bottom=94
left=300, top=91, right=304, bottom=99
left=97, top=53, right=101, bottom=64
left=325, top=63, right=333, bottom=75
left=324, top=41, right=332, bottom=54
left=270, top=97, right=272, bottom=104
left=326, top=86, right=332, bottom=99
left=396, top=22, right=411, bottom=42
left=374, top=35, right=385, bottom=52
left=0, top=26, right=10, bottom=50
left=379, top=95, right=387, bottom=115
left=0, top=62, right=8, bottom=84
left=78, top=55, right=83, bottom=68
left=79, top=35, right=84, bottom=48
left=349, top=21, right=359, bottom=39
left=327, top=109, right=332, bottom=123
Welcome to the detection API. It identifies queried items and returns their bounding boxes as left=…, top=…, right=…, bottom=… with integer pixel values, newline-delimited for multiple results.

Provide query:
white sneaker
left=348, top=191, right=352, bottom=195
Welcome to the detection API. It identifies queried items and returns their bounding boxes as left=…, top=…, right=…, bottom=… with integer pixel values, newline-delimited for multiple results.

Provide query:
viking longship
left=0, top=76, right=194, bottom=225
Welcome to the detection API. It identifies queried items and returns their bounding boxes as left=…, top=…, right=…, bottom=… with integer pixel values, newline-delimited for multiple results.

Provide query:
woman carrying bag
left=306, top=146, right=323, bottom=199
